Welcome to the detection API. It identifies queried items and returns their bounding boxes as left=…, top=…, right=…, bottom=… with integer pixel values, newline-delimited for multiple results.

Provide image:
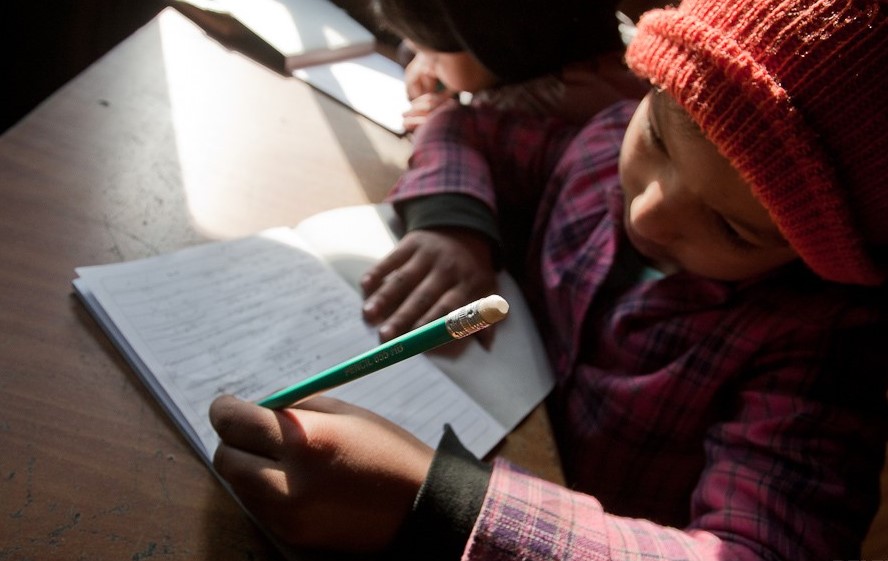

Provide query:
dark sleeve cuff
left=394, top=193, right=502, bottom=246
left=385, top=425, right=492, bottom=561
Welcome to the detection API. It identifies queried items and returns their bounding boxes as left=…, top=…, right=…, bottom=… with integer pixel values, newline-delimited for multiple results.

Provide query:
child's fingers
left=363, top=256, right=432, bottom=328
left=373, top=270, right=428, bottom=340
left=410, top=279, right=470, bottom=328
left=404, top=54, right=438, bottom=99
left=406, top=93, right=450, bottom=115
left=212, top=441, right=288, bottom=500
left=360, top=241, right=417, bottom=297
left=406, top=75, right=437, bottom=100
left=360, top=265, right=392, bottom=298
left=209, top=395, right=297, bottom=459
left=401, top=115, right=426, bottom=133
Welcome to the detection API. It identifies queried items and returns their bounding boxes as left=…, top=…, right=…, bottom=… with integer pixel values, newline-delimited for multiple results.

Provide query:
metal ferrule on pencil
left=445, top=300, right=490, bottom=339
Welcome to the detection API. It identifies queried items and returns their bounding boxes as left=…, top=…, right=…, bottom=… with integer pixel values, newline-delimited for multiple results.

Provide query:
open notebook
left=73, top=204, right=554, bottom=463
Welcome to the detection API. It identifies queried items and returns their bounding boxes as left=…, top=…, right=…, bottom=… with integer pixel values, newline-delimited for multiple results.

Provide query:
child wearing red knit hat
left=209, top=0, right=888, bottom=560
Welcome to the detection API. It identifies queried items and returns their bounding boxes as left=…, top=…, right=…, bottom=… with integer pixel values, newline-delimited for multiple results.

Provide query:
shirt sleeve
left=464, top=458, right=727, bottom=561
left=385, top=425, right=492, bottom=561
left=394, top=193, right=502, bottom=245
left=385, top=102, right=582, bottom=217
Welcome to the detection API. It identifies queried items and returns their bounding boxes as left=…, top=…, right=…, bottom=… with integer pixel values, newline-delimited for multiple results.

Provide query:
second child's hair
left=371, top=0, right=624, bottom=82
left=371, top=0, right=463, bottom=53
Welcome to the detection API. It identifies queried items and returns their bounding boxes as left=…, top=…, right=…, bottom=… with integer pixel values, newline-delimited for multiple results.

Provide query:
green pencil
left=256, top=294, right=510, bottom=409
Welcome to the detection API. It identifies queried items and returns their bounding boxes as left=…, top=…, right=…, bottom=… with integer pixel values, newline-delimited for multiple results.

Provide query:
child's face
left=411, top=43, right=498, bottom=93
left=619, top=90, right=799, bottom=281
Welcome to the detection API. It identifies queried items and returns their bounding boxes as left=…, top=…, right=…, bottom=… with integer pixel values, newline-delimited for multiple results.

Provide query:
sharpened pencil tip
left=478, top=295, right=509, bottom=324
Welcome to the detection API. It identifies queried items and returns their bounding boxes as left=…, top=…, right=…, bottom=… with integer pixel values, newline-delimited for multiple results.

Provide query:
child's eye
left=716, top=215, right=757, bottom=251
left=646, top=114, right=668, bottom=154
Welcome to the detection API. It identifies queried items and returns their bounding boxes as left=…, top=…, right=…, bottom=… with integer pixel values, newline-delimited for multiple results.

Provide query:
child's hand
left=402, top=92, right=454, bottom=132
left=210, top=395, right=433, bottom=553
left=361, top=228, right=498, bottom=344
left=403, top=50, right=440, bottom=100
left=402, top=51, right=457, bottom=132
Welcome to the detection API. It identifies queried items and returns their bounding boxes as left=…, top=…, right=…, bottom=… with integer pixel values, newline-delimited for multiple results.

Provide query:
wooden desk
left=0, top=9, right=562, bottom=560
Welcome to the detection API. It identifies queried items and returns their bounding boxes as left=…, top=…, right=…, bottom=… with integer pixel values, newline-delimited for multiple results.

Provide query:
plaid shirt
left=388, top=100, right=888, bottom=561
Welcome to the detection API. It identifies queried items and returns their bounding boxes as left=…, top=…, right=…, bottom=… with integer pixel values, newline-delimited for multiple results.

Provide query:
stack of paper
left=173, top=0, right=376, bottom=72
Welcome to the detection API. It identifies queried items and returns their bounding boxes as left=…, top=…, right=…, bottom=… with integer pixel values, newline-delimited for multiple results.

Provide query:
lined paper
left=74, top=228, right=504, bottom=460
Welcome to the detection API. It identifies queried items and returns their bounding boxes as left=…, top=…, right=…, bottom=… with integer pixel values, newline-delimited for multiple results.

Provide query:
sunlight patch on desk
left=155, top=9, right=407, bottom=240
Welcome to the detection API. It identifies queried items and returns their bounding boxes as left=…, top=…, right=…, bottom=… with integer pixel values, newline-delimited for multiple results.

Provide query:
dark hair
left=374, top=0, right=624, bottom=82
left=371, top=0, right=463, bottom=52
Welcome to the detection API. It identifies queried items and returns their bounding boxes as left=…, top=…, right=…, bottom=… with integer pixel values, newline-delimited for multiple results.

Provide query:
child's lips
left=625, top=222, right=667, bottom=261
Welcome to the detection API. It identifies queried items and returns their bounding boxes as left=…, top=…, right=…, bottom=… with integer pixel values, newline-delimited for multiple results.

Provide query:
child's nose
left=629, top=181, right=681, bottom=244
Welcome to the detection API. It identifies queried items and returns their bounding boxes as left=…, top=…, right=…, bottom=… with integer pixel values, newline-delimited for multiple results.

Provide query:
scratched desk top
left=0, top=8, right=562, bottom=560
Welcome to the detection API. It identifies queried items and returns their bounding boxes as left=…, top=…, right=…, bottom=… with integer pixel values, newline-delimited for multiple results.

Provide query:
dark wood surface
left=0, top=9, right=563, bottom=560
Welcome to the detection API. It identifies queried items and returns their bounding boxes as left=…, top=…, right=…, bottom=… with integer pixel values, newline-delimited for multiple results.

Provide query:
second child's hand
left=402, top=92, right=456, bottom=133
left=361, top=228, right=499, bottom=347
left=403, top=49, right=440, bottom=100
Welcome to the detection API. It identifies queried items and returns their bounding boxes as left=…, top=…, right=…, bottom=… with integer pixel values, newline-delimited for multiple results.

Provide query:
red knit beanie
left=625, top=0, right=888, bottom=285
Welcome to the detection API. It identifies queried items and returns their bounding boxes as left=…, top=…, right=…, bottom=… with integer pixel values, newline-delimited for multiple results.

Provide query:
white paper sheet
left=74, top=229, right=504, bottom=460
left=294, top=53, right=411, bottom=135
